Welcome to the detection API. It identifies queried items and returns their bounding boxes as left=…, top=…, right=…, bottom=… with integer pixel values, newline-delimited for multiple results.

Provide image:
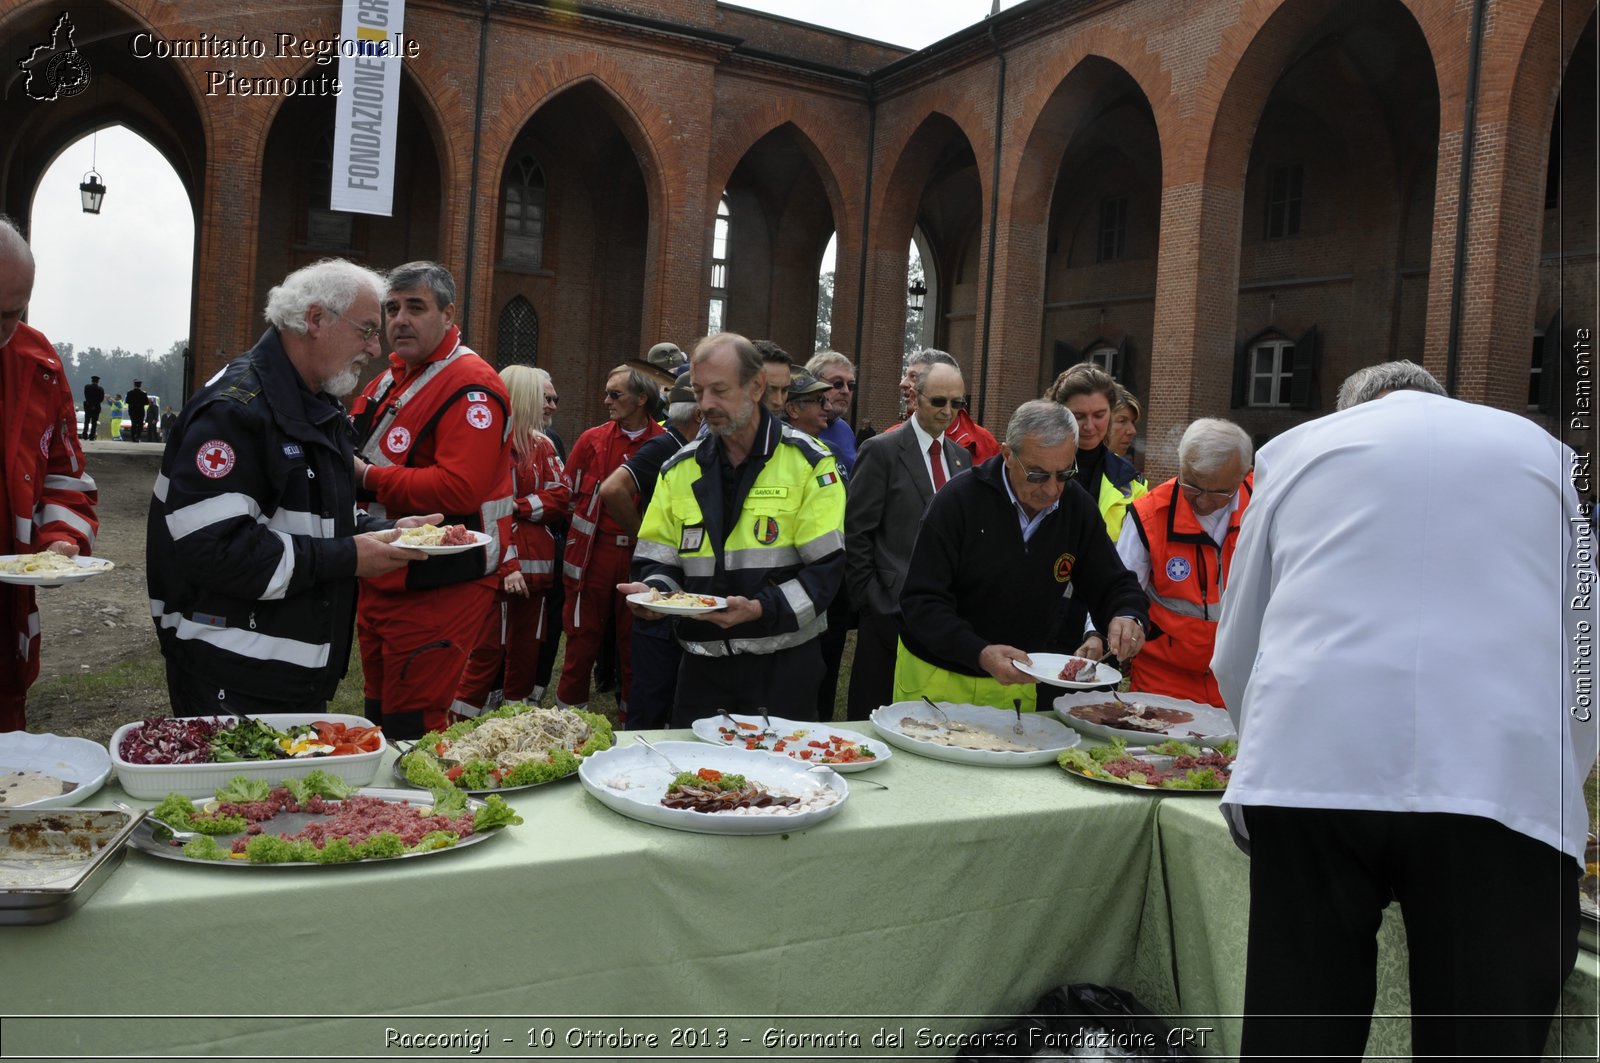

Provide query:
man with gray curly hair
left=149, top=257, right=429, bottom=719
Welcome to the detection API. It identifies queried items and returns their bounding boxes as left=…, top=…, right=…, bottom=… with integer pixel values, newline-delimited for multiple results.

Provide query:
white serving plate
left=0, top=732, right=112, bottom=809
left=689, top=714, right=892, bottom=773
left=125, top=787, right=500, bottom=867
left=110, top=713, right=385, bottom=799
left=625, top=590, right=728, bottom=616
left=1052, top=690, right=1236, bottom=746
left=401, top=529, right=491, bottom=555
left=1014, top=652, right=1122, bottom=690
left=0, top=554, right=114, bottom=587
left=869, top=701, right=1080, bottom=767
left=578, top=741, right=848, bottom=836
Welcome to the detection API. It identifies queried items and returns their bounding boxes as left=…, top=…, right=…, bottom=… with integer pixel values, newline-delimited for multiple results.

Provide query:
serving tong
left=114, top=799, right=201, bottom=845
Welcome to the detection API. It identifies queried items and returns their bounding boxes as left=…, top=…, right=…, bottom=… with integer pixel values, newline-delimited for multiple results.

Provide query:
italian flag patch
left=816, top=472, right=840, bottom=488
left=466, top=391, right=488, bottom=402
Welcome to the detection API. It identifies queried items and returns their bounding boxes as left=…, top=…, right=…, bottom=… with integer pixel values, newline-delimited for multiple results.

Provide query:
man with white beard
left=620, top=332, right=846, bottom=725
left=148, top=258, right=429, bottom=716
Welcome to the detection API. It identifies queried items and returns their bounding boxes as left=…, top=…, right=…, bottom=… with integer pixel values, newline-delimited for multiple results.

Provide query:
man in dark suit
left=843, top=361, right=971, bottom=718
left=81, top=375, right=103, bottom=440
left=125, top=379, right=148, bottom=441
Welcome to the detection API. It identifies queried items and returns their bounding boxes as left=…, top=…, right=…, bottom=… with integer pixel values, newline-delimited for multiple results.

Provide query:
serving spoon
left=631, top=735, right=686, bottom=775
left=114, top=799, right=200, bottom=844
left=920, top=695, right=969, bottom=732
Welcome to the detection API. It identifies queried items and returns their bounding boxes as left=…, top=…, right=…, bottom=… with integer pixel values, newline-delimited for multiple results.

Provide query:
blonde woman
left=1109, top=386, right=1143, bottom=469
left=455, top=365, right=569, bottom=709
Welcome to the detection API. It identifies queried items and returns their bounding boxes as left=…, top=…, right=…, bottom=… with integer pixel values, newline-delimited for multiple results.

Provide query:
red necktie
left=929, top=439, right=946, bottom=490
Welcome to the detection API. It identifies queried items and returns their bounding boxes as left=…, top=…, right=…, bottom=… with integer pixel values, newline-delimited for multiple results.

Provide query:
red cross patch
left=385, top=426, right=412, bottom=453
left=196, top=440, right=236, bottom=479
left=466, top=403, right=493, bottom=430
left=39, top=425, right=53, bottom=459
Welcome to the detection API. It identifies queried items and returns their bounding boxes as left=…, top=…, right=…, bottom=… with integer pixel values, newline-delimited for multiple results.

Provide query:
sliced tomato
left=697, top=767, right=723, bottom=782
left=735, top=721, right=758, bottom=730
left=445, top=764, right=465, bottom=781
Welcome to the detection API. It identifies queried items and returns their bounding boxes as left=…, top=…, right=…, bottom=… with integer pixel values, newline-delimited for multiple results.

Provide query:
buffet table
left=2, top=733, right=1595, bottom=1061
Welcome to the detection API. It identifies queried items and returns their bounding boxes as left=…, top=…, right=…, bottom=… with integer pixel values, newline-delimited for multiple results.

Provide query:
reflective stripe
left=450, top=698, right=489, bottom=719
left=797, top=529, right=845, bottom=563
left=259, top=530, right=295, bottom=601
left=367, top=449, right=396, bottom=469
left=483, top=496, right=515, bottom=519
left=265, top=508, right=337, bottom=538
left=1147, top=586, right=1213, bottom=620
left=43, top=474, right=96, bottom=493
left=645, top=575, right=682, bottom=594
left=37, top=505, right=96, bottom=544
left=681, top=555, right=716, bottom=578
left=156, top=608, right=330, bottom=669
left=570, top=513, right=597, bottom=537
left=166, top=493, right=262, bottom=540
left=681, top=614, right=827, bottom=657
left=17, top=629, right=31, bottom=659
left=357, top=343, right=471, bottom=467
left=519, top=559, right=554, bottom=574
left=633, top=539, right=679, bottom=565
left=13, top=515, right=32, bottom=545
left=725, top=545, right=802, bottom=571
left=24, top=609, right=41, bottom=640
left=153, top=473, right=170, bottom=503
left=777, top=578, right=816, bottom=627
left=562, top=561, right=583, bottom=581
left=521, top=495, right=544, bottom=521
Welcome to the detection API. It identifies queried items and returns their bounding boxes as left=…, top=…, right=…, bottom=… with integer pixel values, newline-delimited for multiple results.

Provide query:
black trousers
left=1240, top=806, right=1580, bottom=1062
left=167, top=665, right=327, bottom=718
left=671, top=639, right=823, bottom=728
left=83, top=404, right=100, bottom=439
left=845, top=604, right=899, bottom=721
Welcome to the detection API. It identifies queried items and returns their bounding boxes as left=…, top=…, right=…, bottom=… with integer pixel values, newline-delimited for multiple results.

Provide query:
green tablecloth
left=2, top=734, right=1164, bottom=1058
left=2, top=736, right=1594, bottom=1060
left=1146, top=797, right=1600, bottom=1061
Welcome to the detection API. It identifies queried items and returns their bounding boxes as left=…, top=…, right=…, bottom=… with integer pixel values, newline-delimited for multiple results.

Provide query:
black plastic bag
left=954, top=983, right=1192, bottom=1061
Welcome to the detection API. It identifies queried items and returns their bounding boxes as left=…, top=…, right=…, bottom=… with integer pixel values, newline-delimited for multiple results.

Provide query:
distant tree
left=904, top=250, right=926, bottom=362
left=814, top=270, right=834, bottom=351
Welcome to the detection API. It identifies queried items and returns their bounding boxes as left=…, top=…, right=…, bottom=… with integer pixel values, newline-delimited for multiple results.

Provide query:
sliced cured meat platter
left=1050, top=690, right=1236, bottom=746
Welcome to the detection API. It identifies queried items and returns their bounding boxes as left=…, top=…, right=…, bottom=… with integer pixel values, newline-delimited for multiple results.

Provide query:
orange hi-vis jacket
left=1124, top=475, right=1253, bottom=707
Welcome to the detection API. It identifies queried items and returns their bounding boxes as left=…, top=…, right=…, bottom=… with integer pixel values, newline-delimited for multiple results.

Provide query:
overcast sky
left=27, top=2, right=1013, bottom=358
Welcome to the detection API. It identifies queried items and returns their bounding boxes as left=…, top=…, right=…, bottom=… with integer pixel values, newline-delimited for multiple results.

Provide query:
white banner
left=331, top=0, right=406, bottom=216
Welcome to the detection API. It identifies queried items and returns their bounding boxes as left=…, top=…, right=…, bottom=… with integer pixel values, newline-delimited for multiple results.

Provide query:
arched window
left=307, top=130, right=352, bottom=249
left=708, top=195, right=730, bottom=331
left=496, top=297, right=539, bottom=368
left=503, top=156, right=546, bottom=270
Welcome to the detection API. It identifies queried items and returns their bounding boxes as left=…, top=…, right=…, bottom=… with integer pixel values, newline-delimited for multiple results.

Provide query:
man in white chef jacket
left=1212, top=360, right=1597, bottom=1060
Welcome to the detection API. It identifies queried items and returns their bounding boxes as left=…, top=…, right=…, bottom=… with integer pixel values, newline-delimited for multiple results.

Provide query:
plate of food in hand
left=127, top=774, right=521, bottom=866
left=1013, top=652, right=1122, bottom=690
left=625, top=589, right=729, bottom=615
left=110, top=713, right=386, bottom=798
left=397, top=702, right=613, bottom=794
left=690, top=713, right=891, bottom=773
left=0, top=553, right=114, bottom=587
left=394, top=523, right=489, bottom=554
left=1057, top=738, right=1237, bottom=793
left=868, top=701, right=1080, bottom=767
left=578, top=741, right=848, bottom=835
left=0, top=731, right=113, bottom=809
left=1051, top=690, right=1236, bottom=746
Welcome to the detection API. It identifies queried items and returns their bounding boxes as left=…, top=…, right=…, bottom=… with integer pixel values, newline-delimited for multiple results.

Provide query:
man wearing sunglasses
left=844, top=361, right=972, bottom=718
left=1105, top=418, right=1252, bottom=707
left=896, top=400, right=1147, bottom=712
left=883, top=348, right=1001, bottom=463
left=805, top=349, right=858, bottom=478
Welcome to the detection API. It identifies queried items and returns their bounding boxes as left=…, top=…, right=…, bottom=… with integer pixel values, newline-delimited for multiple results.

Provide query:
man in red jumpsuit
left=557, top=362, right=666, bottom=711
left=350, top=262, right=514, bottom=739
left=0, top=215, right=98, bottom=731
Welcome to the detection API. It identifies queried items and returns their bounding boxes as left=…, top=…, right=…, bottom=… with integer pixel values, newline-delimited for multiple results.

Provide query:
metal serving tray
left=0, top=807, right=144, bottom=925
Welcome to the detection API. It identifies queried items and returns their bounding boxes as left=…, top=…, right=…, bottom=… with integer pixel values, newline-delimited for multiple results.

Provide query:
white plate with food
left=395, top=704, right=613, bottom=794
left=578, top=741, right=848, bottom=836
left=393, top=525, right=490, bottom=554
left=0, top=554, right=114, bottom=587
left=0, top=732, right=113, bottom=809
left=689, top=714, right=891, bottom=773
left=869, top=701, right=1080, bottom=767
left=110, top=713, right=386, bottom=798
left=1057, top=740, right=1235, bottom=794
left=1014, top=652, right=1122, bottom=690
left=625, top=589, right=729, bottom=615
left=125, top=785, right=517, bottom=867
left=1052, top=691, right=1236, bottom=745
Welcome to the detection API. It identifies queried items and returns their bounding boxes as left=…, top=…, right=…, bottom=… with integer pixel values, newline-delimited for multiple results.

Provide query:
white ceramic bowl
left=0, top=732, right=113, bottom=808
left=110, top=713, right=385, bottom=799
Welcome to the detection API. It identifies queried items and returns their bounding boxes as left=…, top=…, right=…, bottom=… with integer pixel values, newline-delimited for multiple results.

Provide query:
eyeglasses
left=603, top=389, right=626, bottom=401
left=337, top=313, right=381, bottom=343
left=923, top=396, right=968, bottom=409
left=825, top=378, right=858, bottom=392
left=545, top=394, right=560, bottom=405
left=1008, top=453, right=1078, bottom=484
left=1178, top=480, right=1240, bottom=502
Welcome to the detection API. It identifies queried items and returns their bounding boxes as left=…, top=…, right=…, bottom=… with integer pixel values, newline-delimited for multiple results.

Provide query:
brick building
left=1, top=0, right=1592, bottom=470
